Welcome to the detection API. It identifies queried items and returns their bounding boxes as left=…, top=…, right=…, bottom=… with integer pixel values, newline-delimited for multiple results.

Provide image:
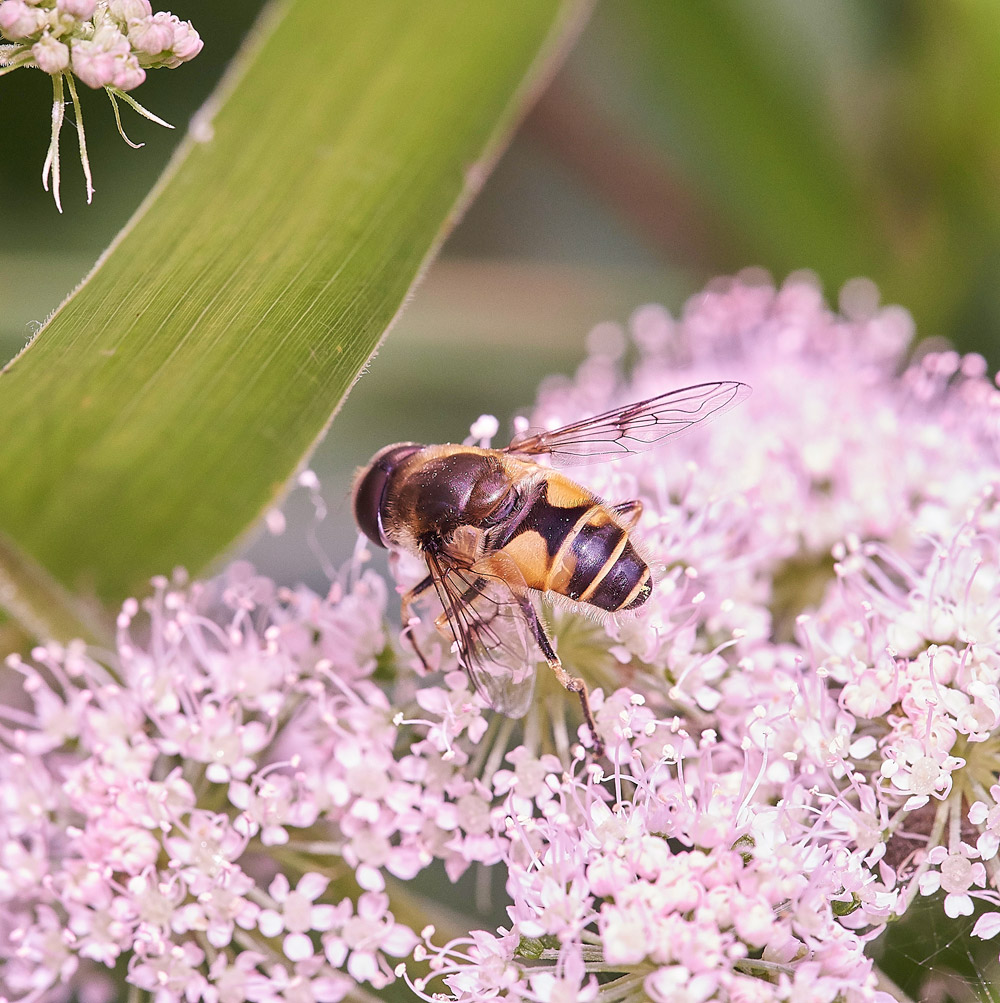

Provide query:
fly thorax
left=404, top=451, right=512, bottom=538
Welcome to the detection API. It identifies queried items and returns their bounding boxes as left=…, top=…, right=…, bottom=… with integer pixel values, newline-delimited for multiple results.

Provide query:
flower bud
left=0, top=0, right=45, bottom=39
left=6, top=0, right=202, bottom=209
left=32, top=33, right=69, bottom=73
left=91, top=20, right=128, bottom=49
left=105, top=0, right=151, bottom=22
left=113, top=53, right=144, bottom=90
left=56, top=0, right=96, bottom=18
left=128, top=10, right=173, bottom=55
left=164, top=16, right=201, bottom=67
left=70, top=36, right=116, bottom=87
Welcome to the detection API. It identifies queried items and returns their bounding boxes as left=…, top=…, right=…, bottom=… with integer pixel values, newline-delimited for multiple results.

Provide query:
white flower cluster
left=0, top=0, right=200, bottom=89
left=0, top=0, right=201, bottom=209
left=0, top=0, right=200, bottom=90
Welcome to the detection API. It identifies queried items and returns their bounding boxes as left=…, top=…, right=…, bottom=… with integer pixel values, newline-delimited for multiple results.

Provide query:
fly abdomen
left=495, top=476, right=652, bottom=612
left=560, top=510, right=651, bottom=613
left=563, top=514, right=626, bottom=600
left=579, top=536, right=651, bottom=612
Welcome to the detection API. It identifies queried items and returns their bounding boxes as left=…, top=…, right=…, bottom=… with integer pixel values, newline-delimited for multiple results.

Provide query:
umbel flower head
left=0, top=0, right=202, bottom=210
left=5, top=270, right=1000, bottom=1002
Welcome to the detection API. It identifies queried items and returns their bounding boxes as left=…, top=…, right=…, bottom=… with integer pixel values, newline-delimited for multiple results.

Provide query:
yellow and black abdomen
left=496, top=468, right=652, bottom=613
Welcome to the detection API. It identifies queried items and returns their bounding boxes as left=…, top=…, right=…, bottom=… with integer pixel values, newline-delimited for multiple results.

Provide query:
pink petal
left=973, top=912, right=1000, bottom=940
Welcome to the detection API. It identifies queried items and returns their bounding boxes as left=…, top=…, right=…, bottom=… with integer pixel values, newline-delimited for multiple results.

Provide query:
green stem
left=43, top=71, right=64, bottom=211
left=65, top=71, right=93, bottom=203
left=0, top=53, right=33, bottom=75
left=0, top=529, right=113, bottom=646
left=594, top=969, right=653, bottom=1002
left=383, top=873, right=471, bottom=945
left=343, top=987, right=392, bottom=1003
left=106, top=85, right=175, bottom=129
left=873, top=964, right=920, bottom=1003
left=733, top=957, right=793, bottom=978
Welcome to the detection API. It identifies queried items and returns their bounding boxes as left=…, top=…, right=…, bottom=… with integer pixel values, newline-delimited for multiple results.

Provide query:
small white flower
left=259, top=873, right=338, bottom=963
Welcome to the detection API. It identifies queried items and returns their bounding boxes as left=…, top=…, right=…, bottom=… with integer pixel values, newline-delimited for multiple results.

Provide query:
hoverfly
left=353, top=380, right=750, bottom=753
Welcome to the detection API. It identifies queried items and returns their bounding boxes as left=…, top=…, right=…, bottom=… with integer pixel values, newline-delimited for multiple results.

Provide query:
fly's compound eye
left=353, top=443, right=422, bottom=547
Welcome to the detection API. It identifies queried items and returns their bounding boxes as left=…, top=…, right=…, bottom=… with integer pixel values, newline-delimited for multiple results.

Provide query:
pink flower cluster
left=400, top=271, right=1000, bottom=999
left=0, top=0, right=201, bottom=209
left=406, top=702, right=888, bottom=1003
left=0, top=0, right=201, bottom=90
left=5, top=271, right=1000, bottom=1002
left=1, top=566, right=419, bottom=1002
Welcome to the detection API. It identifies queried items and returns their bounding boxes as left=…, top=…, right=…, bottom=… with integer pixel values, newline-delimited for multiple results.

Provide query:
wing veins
left=423, top=549, right=536, bottom=716
left=506, top=380, right=750, bottom=465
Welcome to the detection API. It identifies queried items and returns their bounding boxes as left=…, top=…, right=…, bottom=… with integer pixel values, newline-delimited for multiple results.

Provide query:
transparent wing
left=424, top=549, right=537, bottom=718
left=506, top=380, right=751, bottom=466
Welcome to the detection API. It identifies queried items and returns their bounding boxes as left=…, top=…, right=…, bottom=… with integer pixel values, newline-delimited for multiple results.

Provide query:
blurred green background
left=5, top=0, right=1000, bottom=585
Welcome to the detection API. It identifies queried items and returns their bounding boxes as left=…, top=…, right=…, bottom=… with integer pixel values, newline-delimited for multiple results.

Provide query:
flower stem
left=106, top=85, right=175, bottom=130
left=43, top=73, right=65, bottom=212
left=594, top=969, right=653, bottom=1002
left=105, top=87, right=146, bottom=149
left=65, top=72, right=94, bottom=203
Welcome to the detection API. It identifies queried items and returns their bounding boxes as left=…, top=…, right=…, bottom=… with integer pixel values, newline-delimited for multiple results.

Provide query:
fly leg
left=402, top=567, right=488, bottom=671
left=400, top=573, right=435, bottom=671
left=518, top=597, right=604, bottom=757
